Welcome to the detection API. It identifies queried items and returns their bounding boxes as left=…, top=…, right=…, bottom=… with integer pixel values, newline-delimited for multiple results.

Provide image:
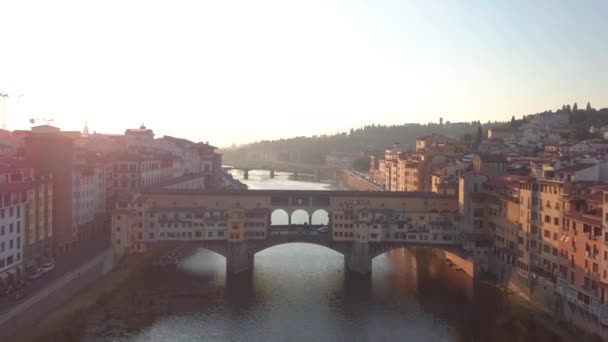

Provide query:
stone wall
left=0, top=249, right=116, bottom=341
left=491, top=258, right=608, bottom=340
left=339, top=170, right=380, bottom=191
left=444, top=250, right=476, bottom=278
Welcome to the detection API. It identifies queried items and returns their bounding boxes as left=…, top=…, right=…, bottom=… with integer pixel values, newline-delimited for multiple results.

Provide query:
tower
left=83, top=120, right=89, bottom=136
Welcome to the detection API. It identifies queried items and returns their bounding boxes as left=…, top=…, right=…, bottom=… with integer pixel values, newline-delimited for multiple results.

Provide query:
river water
left=72, top=170, right=558, bottom=342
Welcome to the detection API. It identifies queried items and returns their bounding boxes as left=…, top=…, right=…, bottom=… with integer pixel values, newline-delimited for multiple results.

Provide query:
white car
left=40, top=263, right=55, bottom=274
left=317, top=226, right=329, bottom=233
left=29, top=271, right=44, bottom=280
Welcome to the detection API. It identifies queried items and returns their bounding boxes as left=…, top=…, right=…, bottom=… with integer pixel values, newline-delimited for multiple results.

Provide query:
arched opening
left=271, top=209, right=289, bottom=226
left=290, top=209, right=310, bottom=225
left=178, top=247, right=227, bottom=275
left=254, top=242, right=344, bottom=257
left=310, top=209, right=329, bottom=225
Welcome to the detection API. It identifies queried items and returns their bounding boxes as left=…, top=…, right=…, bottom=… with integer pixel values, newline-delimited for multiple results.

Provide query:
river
left=69, top=170, right=558, bottom=341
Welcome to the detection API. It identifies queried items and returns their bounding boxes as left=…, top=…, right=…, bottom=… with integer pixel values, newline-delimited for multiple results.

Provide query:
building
left=325, top=153, right=358, bottom=169
left=72, top=162, right=105, bottom=242
left=112, top=190, right=461, bottom=258
left=0, top=158, right=55, bottom=272
left=25, top=169, right=53, bottom=271
left=124, top=125, right=154, bottom=150
left=415, top=134, right=454, bottom=152
left=0, top=170, right=29, bottom=289
left=24, top=131, right=76, bottom=254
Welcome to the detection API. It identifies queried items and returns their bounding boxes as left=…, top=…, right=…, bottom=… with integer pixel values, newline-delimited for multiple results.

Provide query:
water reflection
left=81, top=245, right=491, bottom=342
left=227, top=169, right=340, bottom=190
left=73, top=170, right=558, bottom=342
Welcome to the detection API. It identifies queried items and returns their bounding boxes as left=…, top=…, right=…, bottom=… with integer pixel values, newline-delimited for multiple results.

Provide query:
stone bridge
left=113, top=189, right=464, bottom=275
left=223, top=161, right=340, bottom=182
left=150, top=225, right=466, bottom=275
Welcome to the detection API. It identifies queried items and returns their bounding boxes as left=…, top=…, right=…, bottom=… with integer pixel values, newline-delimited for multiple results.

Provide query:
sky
left=0, top=0, right=607, bottom=147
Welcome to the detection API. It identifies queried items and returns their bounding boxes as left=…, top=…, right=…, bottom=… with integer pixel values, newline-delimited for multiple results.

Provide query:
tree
left=566, top=104, right=572, bottom=113
left=475, top=126, right=483, bottom=147
left=510, top=115, right=515, bottom=127
left=586, top=102, right=592, bottom=111
left=352, top=156, right=371, bottom=172
left=462, top=133, right=473, bottom=145
left=573, top=102, right=578, bottom=113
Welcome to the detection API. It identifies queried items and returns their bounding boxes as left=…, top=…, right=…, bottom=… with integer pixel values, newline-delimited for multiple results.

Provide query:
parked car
left=40, top=263, right=55, bottom=274
left=29, top=271, right=44, bottom=280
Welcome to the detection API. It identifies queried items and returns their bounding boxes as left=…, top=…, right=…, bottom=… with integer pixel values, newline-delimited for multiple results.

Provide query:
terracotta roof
left=556, top=163, right=595, bottom=174
left=478, top=154, right=507, bottom=163
left=564, top=211, right=601, bottom=226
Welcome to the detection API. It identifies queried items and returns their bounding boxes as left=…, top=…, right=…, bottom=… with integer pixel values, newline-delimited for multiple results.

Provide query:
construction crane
left=0, top=92, right=24, bottom=130
left=29, top=117, right=54, bottom=125
left=0, top=92, right=8, bottom=130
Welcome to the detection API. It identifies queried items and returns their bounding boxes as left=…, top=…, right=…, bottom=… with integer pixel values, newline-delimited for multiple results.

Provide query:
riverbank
left=477, top=274, right=604, bottom=342
left=338, top=169, right=383, bottom=191
left=11, top=248, right=166, bottom=342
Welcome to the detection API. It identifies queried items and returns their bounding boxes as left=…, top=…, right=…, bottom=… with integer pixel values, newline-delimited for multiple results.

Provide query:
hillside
left=221, top=121, right=482, bottom=165
left=221, top=104, right=608, bottom=166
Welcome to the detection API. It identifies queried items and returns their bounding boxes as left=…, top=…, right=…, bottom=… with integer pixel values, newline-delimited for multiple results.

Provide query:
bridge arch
left=253, top=242, right=345, bottom=257
left=369, top=243, right=455, bottom=260
left=290, top=209, right=310, bottom=225
left=310, top=209, right=329, bottom=225
left=270, top=209, right=290, bottom=226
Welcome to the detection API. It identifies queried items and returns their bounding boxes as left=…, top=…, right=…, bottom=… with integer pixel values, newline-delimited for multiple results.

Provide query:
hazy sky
left=1, top=0, right=607, bottom=147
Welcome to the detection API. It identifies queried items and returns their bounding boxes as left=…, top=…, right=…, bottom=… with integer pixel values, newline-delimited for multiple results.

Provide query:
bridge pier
left=269, top=169, right=275, bottom=178
left=345, top=242, right=372, bottom=275
left=226, top=242, right=254, bottom=274
left=243, top=169, right=249, bottom=180
left=314, top=168, right=321, bottom=182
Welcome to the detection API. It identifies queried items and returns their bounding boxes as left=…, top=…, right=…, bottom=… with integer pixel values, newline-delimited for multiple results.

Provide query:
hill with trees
left=221, top=104, right=608, bottom=165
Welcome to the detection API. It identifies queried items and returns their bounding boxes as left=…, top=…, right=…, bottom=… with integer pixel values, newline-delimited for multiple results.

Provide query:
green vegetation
left=221, top=121, right=483, bottom=164
left=352, top=156, right=370, bottom=172
left=222, top=104, right=608, bottom=165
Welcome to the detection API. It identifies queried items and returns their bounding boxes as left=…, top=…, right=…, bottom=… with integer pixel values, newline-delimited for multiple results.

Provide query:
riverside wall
left=490, top=258, right=608, bottom=340
left=0, top=249, right=117, bottom=341
left=339, top=170, right=381, bottom=191
left=444, top=250, right=476, bottom=278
